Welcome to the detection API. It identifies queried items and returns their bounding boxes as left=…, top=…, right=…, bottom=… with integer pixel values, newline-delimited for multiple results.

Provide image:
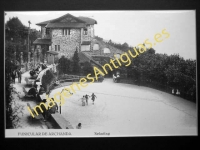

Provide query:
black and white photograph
left=5, top=10, right=197, bottom=137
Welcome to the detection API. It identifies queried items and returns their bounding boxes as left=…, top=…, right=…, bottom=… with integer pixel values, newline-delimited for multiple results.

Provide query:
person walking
left=17, top=68, right=22, bottom=83
left=85, top=94, right=89, bottom=105
left=172, top=89, right=174, bottom=95
left=81, top=96, right=86, bottom=106
left=91, top=93, right=97, bottom=105
left=11, top=69, right=16, bottom=84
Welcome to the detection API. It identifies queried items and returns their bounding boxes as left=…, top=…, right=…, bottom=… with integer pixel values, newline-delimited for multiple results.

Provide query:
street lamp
left=59, top=88, right=73, bottom=114
left=28, top=21, right=31, bottom=62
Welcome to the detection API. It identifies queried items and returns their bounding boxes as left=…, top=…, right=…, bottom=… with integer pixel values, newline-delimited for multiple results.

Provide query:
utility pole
left=28, top=21, right=31, bottom=62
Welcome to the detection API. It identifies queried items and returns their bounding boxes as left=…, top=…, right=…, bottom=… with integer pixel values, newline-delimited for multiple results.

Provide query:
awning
left=46, top=51, right=59, bottom=55
left=33, top=38, right=51, bottom=45
left=81, top=41, right=91, bottom=45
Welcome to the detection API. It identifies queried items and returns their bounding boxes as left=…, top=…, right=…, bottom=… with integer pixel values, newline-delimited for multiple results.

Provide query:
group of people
left=172, top=89, right=180, bottom=96
left=27, top=84, right=46, bottom=101
left=81, top=93, right=97, bottom=106
left=11, top=68, right=22, bottom=84
left=29, top=65, right=42, bottom=77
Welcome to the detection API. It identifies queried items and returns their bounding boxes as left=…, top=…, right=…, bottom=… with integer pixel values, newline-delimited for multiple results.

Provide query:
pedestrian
left=76, top=123, right=81, bottom=129
left=17, top=68, right=22, bottom=83
left=81, top=96, right=86, bottom=106
left=176, top=89, right=180, bottom=96
left=40, top=99, right=47, bottom=122
left=85, top=94, right=89, bottom=105
left=174, top=89, right=177, bottom=95
left=91, top=93, right=97, bottom=105
left=11, top=69, right=16, bottom=84
left=172, top=89, right=174, bottom=95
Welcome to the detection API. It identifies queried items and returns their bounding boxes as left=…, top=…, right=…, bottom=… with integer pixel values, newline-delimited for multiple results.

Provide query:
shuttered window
left=58, top=45, right=60, bottom=51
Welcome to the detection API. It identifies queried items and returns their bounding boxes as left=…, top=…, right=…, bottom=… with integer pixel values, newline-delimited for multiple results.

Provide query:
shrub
left=41, top=69, right=56, bottom=92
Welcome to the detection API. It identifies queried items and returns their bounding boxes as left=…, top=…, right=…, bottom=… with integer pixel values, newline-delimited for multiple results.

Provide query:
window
left=55, top=45, right=57, bottom=51
left=103, top=48, right=111, bottom=53
left=81, top=45, right=90, bottom=51
left=46, top=28, right=50, bottom=35
left=63, top=29, right=71, bottom=36
left=93, top=44, right=99, bottom=50
left=58, top=45, right=60, bottom=51
left=83, top=28, right=88, bottom=35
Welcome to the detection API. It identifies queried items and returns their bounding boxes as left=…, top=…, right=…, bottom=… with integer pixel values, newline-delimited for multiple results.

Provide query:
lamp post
left=28, top=21, right=31, bottom=62
left=59, top=88, right=73, bottom=114
left=60, top=89, right=65, bottom=114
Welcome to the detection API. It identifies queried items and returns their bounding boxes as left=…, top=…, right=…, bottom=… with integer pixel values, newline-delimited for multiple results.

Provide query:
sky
left=5, top=11, right=196, bottom=60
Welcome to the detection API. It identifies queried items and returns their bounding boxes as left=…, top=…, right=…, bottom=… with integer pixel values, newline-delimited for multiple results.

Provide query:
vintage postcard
left=5, top=11, right=197, bottom=137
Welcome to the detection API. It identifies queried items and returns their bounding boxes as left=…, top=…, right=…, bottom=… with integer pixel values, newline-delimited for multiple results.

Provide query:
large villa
left=33, top=13, right=124, bottom=69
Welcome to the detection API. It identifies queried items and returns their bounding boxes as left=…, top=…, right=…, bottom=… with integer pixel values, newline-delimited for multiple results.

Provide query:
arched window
left=93, top=44, right=99, bottom=50
left=103, top=48, right=111, bottom=53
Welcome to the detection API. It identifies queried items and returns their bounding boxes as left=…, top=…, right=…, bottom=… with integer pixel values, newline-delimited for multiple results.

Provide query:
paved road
left=50, top=78, right=197, bottom=136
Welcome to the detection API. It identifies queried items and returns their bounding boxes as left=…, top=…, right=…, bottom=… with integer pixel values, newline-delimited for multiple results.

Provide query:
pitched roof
left=36, top=19, right=52, bottom=26
left=78, top=16, right=97, bottom=25
left=46, top=51, right=59, bottom=55
left=45, top=22, right=86, bottom=28
left=33, top=38, right=51, bottom=45
left=78, top=52, right=102, bottom=67
left=50, top=13, right=86, bottom=23
left=36, top=13, right=97, bottom=27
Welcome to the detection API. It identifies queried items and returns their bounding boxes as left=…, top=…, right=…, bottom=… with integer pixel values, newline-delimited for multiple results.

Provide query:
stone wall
left=41, top=26, right=46, bottom=39
left=41, top=26, right=51, bottom=39
left=82, top=25, right=94, bottom=41
left=88, top=38, right=124, bottom=58
left=51, top=29, right=81, bottom=59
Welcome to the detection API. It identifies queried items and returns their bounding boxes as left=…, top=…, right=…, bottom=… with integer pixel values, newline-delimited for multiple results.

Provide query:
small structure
left=46, top=51, right=59, bottom=65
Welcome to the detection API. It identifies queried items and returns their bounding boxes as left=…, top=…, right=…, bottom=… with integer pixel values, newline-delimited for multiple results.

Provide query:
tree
left=5, top=17, right=41, bottom=62
left=5, top=42, right=24, bottom=128
left=42, top=70, right=56, bottom=92
left=81, top=61, right=93, bottom=76
left=72, top=50, right=80, bottom=75
left=58, top=56, right=71, bottom=75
